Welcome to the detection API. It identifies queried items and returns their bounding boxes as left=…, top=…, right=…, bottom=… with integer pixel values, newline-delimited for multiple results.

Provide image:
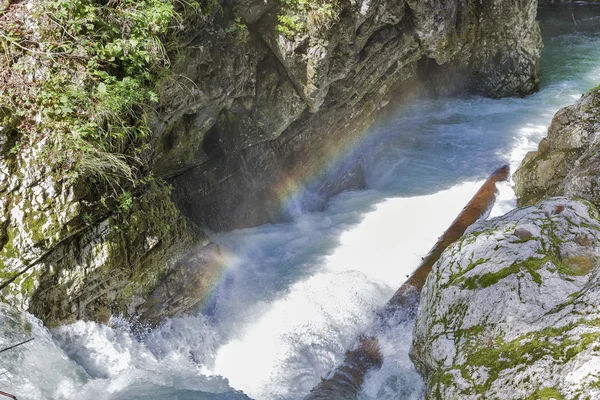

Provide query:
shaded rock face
left=0, top=2, right=218, bottom=328
left=514, top=87, right=600, bottom=207
left=136, top=242, right=225, bottom=326
left=0, top=135, right=206, bottom=326
left=540, top=0, right=600, bottom=3
left=1, top=102, right=209, bottom=326
left=412, top=198, right=600, bottom=399
left=153, top=0, right=542, bottom=231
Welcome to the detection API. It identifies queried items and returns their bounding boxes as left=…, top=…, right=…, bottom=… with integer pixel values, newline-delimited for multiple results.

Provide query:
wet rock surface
left=1, top=0, right=544, bottom=326
left=0, top=138, right=205, bottom=326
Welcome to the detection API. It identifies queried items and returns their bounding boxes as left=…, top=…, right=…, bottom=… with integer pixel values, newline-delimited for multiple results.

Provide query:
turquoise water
left=2, top=6, right=600, bottom=400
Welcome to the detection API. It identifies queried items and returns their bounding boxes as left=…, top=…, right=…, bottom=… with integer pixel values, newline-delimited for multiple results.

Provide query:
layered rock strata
left=0, top=132, right=209, bottom=326
left=515, top=86, right=600, bottom=207
left=1, top=0, right=543, bottom=326
left=154, top=0, right=543, bottom=231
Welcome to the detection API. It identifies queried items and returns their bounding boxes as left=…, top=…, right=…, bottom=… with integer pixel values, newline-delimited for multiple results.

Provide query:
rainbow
left=193, top=111, right=387, bottom=312
left=272, top=114, right=380, bottom=219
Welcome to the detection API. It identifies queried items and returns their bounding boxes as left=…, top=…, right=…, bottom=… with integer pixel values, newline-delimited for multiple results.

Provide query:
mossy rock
left=1, top=177, right=207, bottom=327
left=514, top=88, right=600, bottom=209
left=413, top=198, right=600, bottom=399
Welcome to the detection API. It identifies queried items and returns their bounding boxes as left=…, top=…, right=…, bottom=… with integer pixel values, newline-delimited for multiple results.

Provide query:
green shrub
left=277, top=0, right=340, bottom=39
left=226, top=17, right=249, bottom=43
left=0, top=0, right=199, bottom=194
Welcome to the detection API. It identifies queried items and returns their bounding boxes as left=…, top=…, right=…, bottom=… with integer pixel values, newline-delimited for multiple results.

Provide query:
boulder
left=412, top=198, right=600, bottom=399
left=514, top=86, right=600, bottom=207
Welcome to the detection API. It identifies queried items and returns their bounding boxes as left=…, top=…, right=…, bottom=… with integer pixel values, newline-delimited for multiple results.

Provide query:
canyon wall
left=0, top=0, right=543, bottom=326
left=153, top=0, right=543, bottom=231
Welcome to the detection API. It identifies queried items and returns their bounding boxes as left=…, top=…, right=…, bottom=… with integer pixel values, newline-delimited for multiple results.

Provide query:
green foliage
left=225, top=17, right=249, bottom=43
left=9, top=141, right=20, bottom=155
left=277, top=14, right=305, bottom=38
left=429, top=319, right=600, bottom=396
left=117, top=191, right=133, bottom=212
left=277, top=0, right=339, bottom=39
left=524, top=387, right=566, bottom=400
left=0, top=0, right=198, bottom=196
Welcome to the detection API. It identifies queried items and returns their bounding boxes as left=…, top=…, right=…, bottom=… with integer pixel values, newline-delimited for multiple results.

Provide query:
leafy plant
left=0, top=0, right=199, bottom=200
left=225, top=17, right=249, bottom=43
left=117, top=191, right=133, bottom=212
left=277, top=0, right=339, bottom=39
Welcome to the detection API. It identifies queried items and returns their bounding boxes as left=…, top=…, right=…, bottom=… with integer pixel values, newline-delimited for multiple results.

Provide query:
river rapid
left=2, top=5, right=600, bottom=400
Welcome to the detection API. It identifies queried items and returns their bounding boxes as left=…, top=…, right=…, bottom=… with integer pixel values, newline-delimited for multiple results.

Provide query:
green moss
left=444, top=319, right=600, bottom=395
left=225, top=17, right=249, bottom=43
left=460, top=0, right=478, bottom=43
left=577, top=199, right=600, bottom=221
left=10, top=270, right=39, bottom=299
left=427, top=202, right=600, bottom=396
left=445, top=257, right=490, bottom=287
left=511, top=236, right=538, bottom=244
left=462, top=256, right=547, bottom=290
left=438, top=371, right=455, bottom=387
left=561, top=256, right=596, bottom=276
left=277, top=0, right=339, bottom=38
left=1, top=0, right=202, bottom=193
left=525, top=387, right=566, bottom=400
left=108, top=178, right=201, bottom=313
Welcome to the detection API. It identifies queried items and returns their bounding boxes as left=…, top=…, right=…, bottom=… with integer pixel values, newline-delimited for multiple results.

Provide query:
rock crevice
left=153, top=0, right=542, bottom=231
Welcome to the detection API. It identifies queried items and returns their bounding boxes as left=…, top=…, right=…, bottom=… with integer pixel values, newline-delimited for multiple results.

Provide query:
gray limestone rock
left=514, top=86, right=600, bottom=206
left=153, top=0, right=543, bottom=231
left=412, top=198, right=600, bottom=399
left=0, top=0, right=545, bottom=326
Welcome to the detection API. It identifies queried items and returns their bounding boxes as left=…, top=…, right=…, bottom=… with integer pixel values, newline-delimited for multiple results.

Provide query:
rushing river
left=2, top=5, right=600, bottom=400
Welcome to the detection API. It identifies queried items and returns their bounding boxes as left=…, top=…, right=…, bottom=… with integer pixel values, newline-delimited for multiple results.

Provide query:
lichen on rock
left=412, top=198, right=600, bottom=399
left=0, top=0, right=546, bottom=328
left=514, top=86, right=600, bottom=207
left=0, top=165, right=207, bottom=327
left=0, top=0, right=220, bottom=327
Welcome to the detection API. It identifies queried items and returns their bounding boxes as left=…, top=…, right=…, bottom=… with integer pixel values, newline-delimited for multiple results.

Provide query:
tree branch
left=0, top=338, right=34, bottom=355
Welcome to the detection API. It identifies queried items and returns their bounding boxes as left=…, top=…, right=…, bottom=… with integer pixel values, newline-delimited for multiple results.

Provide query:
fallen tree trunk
left=304, top=165, right=510, bottom=399
left=0, top=390, right=17, bottom=400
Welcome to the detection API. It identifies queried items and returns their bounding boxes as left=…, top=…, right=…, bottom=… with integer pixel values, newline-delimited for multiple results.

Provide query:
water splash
left=1, top=11, right=600, bottom=400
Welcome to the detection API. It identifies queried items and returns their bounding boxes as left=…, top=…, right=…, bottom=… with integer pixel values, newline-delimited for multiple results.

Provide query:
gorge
left=1, top=0, right=600, bottom=399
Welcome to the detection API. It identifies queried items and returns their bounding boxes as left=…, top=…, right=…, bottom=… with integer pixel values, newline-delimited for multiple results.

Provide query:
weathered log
left=304, top=165, right=510, bottom=399
left=387, top=164, right=510, bottom=308
left=0, top=390, right=17, bottom=400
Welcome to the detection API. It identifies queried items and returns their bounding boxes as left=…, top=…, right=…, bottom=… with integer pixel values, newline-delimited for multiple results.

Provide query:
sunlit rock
left=412, top=198, right=600, bottom=399
left=515, top=86, right=600, bottom=206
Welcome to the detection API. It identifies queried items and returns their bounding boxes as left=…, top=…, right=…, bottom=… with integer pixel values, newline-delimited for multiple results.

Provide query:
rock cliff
left=0, top=123, right=209, bottom=325
left=515, top=86, right=600, bottom=208
left=154, top=0, right=543, bottom=231
left=0, top=0, right=217, bottom=327
left=0, top=0, right=543, bottom=326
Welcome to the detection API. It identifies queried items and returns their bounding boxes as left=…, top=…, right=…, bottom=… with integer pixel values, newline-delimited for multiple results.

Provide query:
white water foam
left=1, top=19, right=600, bottom=400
